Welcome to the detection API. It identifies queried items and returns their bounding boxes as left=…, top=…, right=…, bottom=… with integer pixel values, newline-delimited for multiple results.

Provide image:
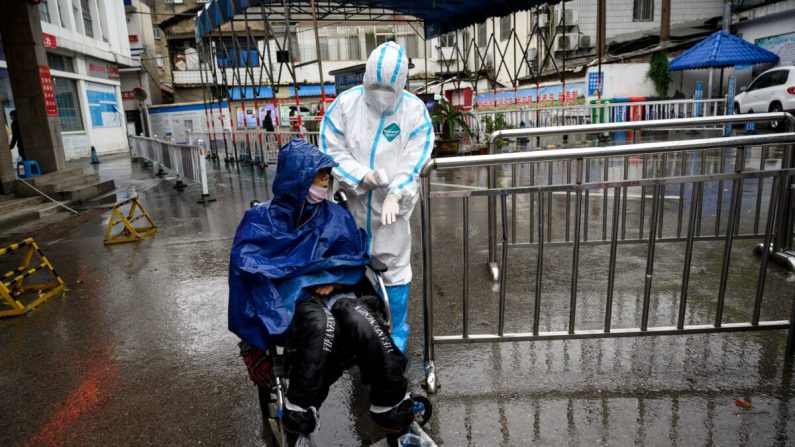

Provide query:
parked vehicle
left=734, top=66, right=795, bottom=131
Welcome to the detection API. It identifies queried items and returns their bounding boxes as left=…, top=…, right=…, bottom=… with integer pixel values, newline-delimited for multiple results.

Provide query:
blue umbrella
left=669, top=30, right=779, bottom=71
left=669, top=30, right=779, bottom=99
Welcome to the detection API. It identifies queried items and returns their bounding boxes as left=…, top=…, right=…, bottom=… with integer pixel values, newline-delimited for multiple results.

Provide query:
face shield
left=363, top=42, right=408, bottom=114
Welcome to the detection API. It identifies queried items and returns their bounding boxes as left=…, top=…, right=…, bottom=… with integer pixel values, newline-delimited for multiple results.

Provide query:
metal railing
left=187, top=129, right=321, bottom=165
left=418, top=128, right=795, bottom=394
left=130, top=135, right=211, bottom=199
left=484, top=113, right=795, bottom=281
left=468, top=98, right=727, bottom=139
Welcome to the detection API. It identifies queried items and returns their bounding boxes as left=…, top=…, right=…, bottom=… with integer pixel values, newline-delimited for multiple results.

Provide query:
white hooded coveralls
left=320, top=42, right=433, bottom=286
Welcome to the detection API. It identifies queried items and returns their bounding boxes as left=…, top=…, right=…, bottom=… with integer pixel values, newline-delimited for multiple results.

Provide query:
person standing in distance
left=320, top=41, right=434, bottom=352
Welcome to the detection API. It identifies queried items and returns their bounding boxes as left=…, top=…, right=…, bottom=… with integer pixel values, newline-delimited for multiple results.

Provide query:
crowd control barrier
left=419, top=126, right=795, bottom=394
left=188, top=129, right=321, bottom=166
left=130, top=135, right=213, bottom=202
left=483, top=112, right=795, bottom=281
left=0, top=238, right=66, bottom=317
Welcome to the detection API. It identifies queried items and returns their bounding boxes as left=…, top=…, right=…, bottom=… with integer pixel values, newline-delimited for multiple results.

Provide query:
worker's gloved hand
left=381, top=194, right=400, bottom=226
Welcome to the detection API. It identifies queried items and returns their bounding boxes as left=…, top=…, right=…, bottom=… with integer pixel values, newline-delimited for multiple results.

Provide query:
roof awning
left=227, top=84, right=334, bottom=100
left=289, top=84, right=336, bottom=98
left=229, top=86, right=274, bottom=100
left=195, top=0, right=561, bottom=39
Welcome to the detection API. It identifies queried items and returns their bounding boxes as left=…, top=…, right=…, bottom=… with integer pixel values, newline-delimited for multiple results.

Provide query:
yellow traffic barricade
left=0, top=238, right=66, bottom=317
left=104, top=196, right=157, bottom=245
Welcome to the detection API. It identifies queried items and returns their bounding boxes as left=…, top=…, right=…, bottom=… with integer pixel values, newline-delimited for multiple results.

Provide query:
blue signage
left=588, top=72, right=604, bottom=96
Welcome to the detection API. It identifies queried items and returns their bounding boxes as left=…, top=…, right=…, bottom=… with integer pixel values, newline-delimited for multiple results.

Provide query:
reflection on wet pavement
left=0, top=132, right=793, bottom=446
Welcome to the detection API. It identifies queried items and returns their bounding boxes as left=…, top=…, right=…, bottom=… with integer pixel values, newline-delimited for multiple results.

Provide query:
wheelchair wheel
left=410, top=394, right=433, bottom=427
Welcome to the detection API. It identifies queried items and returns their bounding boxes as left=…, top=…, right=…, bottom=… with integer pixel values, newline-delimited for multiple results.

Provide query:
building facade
left=0, top=0, right=134, bottom=160
left=122, top=0, right=166, bottom=136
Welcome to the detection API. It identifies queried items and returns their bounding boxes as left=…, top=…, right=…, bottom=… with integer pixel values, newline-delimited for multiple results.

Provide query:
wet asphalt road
left=1, top=129, right=794, bottom=446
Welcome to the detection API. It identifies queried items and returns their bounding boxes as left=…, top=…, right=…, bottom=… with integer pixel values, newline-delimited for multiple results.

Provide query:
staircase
left=0, top=168, right=115, bottom=232
left=15, top=168, right=115, bottom=202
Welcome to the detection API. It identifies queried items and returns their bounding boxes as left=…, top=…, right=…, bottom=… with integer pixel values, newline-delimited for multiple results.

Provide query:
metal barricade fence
left=418, top=126, right=795, bottom=394
left=187, top=129, right=321, bottom=165
left=483, top=113, right=795, bottom=280
left=130, top=135, right=211, bottom=199
left=469, top=98, right=727, bottom=140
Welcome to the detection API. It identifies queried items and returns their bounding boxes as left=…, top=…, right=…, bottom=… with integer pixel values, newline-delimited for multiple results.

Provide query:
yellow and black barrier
left=104, top=196, right=158, bottom=245
left=0, top=238, right=66, bottom=317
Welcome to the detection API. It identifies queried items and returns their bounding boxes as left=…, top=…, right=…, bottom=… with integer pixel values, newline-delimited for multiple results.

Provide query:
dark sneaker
left=282, top=406, right=317, bottom=436
left=371, top=398, right=414, bottom=434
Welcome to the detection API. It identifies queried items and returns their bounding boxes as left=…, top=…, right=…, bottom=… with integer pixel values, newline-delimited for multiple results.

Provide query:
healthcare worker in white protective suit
left=320, top=42, right=434, bottom=352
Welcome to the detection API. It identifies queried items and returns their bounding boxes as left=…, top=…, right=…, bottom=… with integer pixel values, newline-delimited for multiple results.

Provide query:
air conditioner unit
left=556, top=35, right=578, bottom=51
left=579, top=35, right=593, bottom=48
left=526, top=47, right=538, bottom=61
left=559, top=9, right=578, bottom=25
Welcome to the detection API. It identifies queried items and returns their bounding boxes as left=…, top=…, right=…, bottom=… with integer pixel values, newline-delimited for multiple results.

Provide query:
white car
left=734, top=66, right=795, bottom=131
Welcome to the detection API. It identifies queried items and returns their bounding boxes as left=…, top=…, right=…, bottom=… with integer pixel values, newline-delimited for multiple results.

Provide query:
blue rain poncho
left=229, top=139, right=369, bottom=351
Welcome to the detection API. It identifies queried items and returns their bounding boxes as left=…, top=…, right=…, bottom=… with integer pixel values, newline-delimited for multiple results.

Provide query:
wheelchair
left=247, top=197, right=432, bottom=447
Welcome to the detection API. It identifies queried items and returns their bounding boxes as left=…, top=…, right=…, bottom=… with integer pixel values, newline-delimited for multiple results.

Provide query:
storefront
left=0, top=39, right=128, bottom=161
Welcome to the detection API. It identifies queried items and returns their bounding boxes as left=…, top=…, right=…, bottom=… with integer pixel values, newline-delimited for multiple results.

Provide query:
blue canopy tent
left=669, top=30, right=780, bottom=98
left=195, top=0, right=561, bottom=39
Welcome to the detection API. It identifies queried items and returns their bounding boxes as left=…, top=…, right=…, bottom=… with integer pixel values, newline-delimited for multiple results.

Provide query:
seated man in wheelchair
left=229, top=139, right=414, bottom=439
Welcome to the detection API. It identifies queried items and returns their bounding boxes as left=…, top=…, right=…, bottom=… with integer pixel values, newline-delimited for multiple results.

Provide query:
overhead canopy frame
left=195, top=0, right=562, bottom=39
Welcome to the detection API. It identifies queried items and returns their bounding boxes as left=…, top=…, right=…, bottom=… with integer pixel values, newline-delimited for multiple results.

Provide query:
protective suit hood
left=363, top=42, right=408, bottom=114
left=228, top=139, right=369, bottom=351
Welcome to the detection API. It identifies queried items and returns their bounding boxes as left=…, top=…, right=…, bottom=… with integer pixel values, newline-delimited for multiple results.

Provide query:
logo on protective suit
left=382, top=123, right=401, bottom=142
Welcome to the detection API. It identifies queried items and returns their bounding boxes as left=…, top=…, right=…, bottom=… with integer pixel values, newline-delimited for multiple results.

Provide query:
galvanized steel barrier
left=469, top=98, right=727, bottom=138
left=129, top=135, right=212, bottom=201
left=419, top=119, right=795, bottom=394
left=187, top=129, right=321, bottom=166
left=484, top=113, right=795, bottom=280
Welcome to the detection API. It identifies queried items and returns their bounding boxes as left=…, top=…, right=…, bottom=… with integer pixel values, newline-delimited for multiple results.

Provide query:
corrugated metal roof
left=288, top=84, right=336, bottom=97
left=669, top=31, right=780, bottom=71
left=229, top=86, right=273, bottom=100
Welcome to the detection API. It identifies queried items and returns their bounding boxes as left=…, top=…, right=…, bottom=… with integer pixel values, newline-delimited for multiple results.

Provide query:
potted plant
left=479, top=113, right=512, bottom=154
left=431, top=101, right=474, bottom=157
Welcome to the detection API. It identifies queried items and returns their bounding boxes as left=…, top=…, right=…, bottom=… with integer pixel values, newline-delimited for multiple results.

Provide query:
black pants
left=285, top=296, right=408, bottom=410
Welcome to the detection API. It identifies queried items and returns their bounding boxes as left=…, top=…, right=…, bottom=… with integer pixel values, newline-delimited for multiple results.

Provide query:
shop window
left=53, top=77, right=83, bottom=132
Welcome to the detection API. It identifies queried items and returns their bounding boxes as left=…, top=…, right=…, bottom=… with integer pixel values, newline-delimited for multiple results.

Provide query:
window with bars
left=477, top=22, right=487, bottom=47
left=80, top=0, right=93, bottom=37
left=47, top=53, right=75, bottom=72
left=347, top=35, right=361, bottom=60
left=633, top=0, right=654, bottom=22
left=38, top=0, right=51, bottom=23
left=439, top=33, right=455, bottom=48
left=500, top=15, right=511, bottom=41
left=53, top=77, right=83, bottom=132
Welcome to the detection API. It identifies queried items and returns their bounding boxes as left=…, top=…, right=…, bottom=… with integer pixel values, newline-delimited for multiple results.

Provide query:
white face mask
left=306, top=184, right=327, bottom=204
left=364, top=84, right=399, bottom=114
